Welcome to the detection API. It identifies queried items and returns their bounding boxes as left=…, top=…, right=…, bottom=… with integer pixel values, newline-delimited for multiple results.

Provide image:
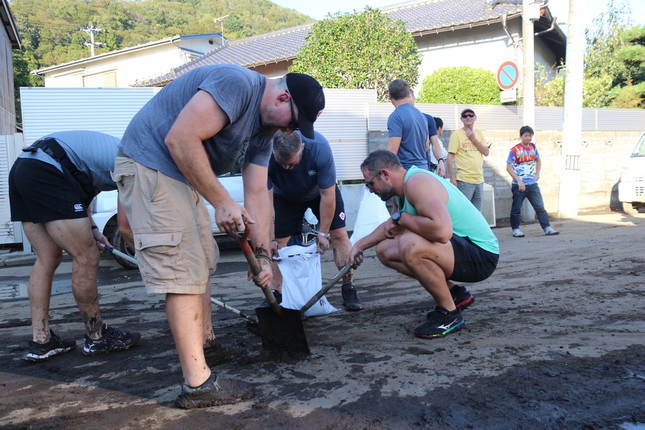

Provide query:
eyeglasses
left=286, top=90, right=299, bottom=130
left=365, top=171, right=382, bottom=190
left=461, top=113, right=475, bottom=118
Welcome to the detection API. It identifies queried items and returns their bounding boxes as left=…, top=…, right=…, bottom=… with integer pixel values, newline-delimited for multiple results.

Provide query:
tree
left=612, top=25, right=645, bottom=108
left=417, top=67, right=499, bottom=105
left=290, top=8, right=421, bottom=101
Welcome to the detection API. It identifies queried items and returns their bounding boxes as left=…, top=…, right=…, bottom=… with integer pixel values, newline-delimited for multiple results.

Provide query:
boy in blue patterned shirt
left=505, top=125, right=559, bottom=237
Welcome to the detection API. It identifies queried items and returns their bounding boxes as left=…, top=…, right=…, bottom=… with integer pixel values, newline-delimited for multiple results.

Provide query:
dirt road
left=0, top=212, right=643, bottom=429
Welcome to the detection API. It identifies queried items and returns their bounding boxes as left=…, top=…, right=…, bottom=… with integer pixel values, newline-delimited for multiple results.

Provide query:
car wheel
left=111, top=228, right=138, bottom=270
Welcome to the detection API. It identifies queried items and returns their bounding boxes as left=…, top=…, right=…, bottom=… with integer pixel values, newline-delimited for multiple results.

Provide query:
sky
left=270, top=0, right=645, bottom=29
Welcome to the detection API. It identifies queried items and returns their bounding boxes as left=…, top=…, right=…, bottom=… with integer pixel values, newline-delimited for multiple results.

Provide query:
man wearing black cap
left=113, top=64, right=324, bottom=409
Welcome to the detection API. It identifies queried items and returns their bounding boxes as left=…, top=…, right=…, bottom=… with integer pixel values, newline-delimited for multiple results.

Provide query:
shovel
left=228, top=223, right=310, bottom=354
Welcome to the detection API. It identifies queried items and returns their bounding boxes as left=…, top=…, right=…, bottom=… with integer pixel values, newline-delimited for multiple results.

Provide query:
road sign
left=500, top=88, right=517, bottom=103
left=497, top=61, right=519, bottom=90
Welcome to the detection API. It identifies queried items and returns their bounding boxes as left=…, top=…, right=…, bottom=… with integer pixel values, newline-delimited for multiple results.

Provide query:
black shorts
left=273, top=187, right=347, bottom=239
left=449, top=234, right=499, bottom=283
left=9, top=158, right=90, bottom=223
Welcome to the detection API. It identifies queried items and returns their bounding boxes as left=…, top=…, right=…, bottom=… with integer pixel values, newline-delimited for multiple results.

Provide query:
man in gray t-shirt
left=9, top=130, right=139, bottom=363
left=113, top=64, right=325, bottom=409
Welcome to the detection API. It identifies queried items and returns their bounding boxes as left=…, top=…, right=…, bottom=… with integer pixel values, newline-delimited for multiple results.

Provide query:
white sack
left=350, top=186, right=391, bottom=245
left=278, top=243, right=338, bottom=317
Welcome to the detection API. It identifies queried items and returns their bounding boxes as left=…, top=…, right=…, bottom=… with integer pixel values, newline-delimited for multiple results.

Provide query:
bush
left=418, top=67, right=500, bottom=104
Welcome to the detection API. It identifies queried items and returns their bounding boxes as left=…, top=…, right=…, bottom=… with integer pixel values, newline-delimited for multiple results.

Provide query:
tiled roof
left=134, top=0, right=552, bottom=87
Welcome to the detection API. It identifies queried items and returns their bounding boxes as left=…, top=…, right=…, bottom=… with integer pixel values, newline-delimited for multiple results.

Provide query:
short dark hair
left=434, top=117, right=443, bottom=129
left=361, top=150, right=402, bottom=174
left=388, top=79, right=410, bottom=101
left=520, top=125, right=534, bottom=136
left=272, top=131, right=302, bottom=164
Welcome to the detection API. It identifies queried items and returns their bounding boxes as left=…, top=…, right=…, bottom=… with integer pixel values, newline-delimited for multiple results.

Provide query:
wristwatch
left=391, top=210, right=402, bottom=225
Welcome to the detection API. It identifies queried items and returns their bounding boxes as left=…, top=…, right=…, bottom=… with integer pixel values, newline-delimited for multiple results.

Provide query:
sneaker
left=24, top=330, right=76, bottom=362
left=82, top=324, right=141, bottom=356
left=544, top=226, right=559, bottom=236
left=341, top=284, right=363, bottom=311
left=414, top=306, right=464, bottom=339
left=450, top=285, right=475, bottom=310
left=258, top=290, right=282, bottom=308
left=175, top=372, right=254, bottom=409
left=512, top=228, right=525, bottom=237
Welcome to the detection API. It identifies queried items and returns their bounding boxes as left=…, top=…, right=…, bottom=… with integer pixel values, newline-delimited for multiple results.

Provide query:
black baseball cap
left=286, top=73, right=325, bottom=139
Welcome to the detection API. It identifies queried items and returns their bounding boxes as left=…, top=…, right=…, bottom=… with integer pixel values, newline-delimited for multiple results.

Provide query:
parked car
left=618, top=132, right=645, bottom=213
left=92, top=174, right=244, bottom=269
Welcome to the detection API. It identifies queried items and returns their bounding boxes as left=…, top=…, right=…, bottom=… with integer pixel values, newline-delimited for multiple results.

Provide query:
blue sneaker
left=82, top=324, right=140, bottom=356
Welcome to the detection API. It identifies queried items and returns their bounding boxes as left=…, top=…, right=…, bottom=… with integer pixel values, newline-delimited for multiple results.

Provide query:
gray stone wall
left=364, top=130, right=643, bottom=222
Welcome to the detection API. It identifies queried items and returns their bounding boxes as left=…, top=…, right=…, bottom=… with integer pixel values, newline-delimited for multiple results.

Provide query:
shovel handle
left=99, top=243, right=139, bottom=266
left=300, top=263, right=352, bottom=315
left=227, top=222, right=280, bottom=313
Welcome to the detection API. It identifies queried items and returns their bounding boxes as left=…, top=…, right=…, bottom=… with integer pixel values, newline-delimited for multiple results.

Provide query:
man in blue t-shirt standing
left=386, top=79, right=429, bottom=170
left=268, top=131, right=362, bottom=311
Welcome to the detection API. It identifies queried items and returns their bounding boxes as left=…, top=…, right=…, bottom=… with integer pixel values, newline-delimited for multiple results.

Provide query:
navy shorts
left=273, top=187, right=347, bottom=239
left=9, top=158, right=90, bottom=223
left=449, top=234, right=499, bottom=283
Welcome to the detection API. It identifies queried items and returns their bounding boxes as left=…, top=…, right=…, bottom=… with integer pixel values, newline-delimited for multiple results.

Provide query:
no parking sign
left=497, top=61, right=519, bottom=90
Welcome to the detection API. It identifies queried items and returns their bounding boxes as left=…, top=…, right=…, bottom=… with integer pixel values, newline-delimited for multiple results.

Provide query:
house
left=134, top=0, right=565, bottom=90
left=1, top=0, right=20, bottom=134
left=34, top=33, right=225, bottom=88
left=1, top=0, right=21, bottom=245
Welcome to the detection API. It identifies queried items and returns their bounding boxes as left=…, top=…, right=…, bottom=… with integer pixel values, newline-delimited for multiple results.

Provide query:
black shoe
left=415, top=306, right=464, bottom=339
left=258, top=290, right=282, bottom=308
left=175, top=373, right=254, bottom=409
left=341, top=284, right=363, bottom=311
left=450, top=285, right=475, bottom=310
left=82, top=324, right=141, bottom=356
left=24, top=330, right=76, bottom=362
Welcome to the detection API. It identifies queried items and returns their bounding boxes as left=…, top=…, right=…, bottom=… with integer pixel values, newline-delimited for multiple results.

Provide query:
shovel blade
left=255, top=306, right=310, bottom=354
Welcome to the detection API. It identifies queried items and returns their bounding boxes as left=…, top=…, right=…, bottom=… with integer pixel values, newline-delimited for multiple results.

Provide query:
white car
left=618, top=132, right=645, bottom=213
left=92, top=174, right=244, bottom=269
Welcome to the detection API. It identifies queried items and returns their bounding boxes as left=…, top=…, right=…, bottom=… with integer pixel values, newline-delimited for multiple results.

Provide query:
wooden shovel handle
left=228, top=222, right=280, bottom=313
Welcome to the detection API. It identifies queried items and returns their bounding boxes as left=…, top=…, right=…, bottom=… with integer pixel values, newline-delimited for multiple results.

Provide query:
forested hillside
left=11, top=0, right=313, bottom=87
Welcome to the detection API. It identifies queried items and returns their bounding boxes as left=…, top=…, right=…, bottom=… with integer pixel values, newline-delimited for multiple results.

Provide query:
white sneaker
left=512, top=228, right=525, bottom=237
left=544, top=226, right=559, bottom=236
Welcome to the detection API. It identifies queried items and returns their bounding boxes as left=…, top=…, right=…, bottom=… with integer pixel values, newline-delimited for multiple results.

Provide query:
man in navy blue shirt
left=268, top=131, right=362, bottom=311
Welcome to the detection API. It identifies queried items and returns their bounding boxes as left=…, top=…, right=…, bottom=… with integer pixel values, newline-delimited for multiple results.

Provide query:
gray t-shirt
left=120, top=64, right=273, bottom=183
left=20, top=130, right=119, bottom=192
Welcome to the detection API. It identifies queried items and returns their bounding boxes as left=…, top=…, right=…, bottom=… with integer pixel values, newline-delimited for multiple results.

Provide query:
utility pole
left=558, top=0, right=584, bottom=218
left=213, top=15, right=229, bottom=40
left=80, top=26, right=104, bottom=57
left=521, top=0, right=540, bottom=128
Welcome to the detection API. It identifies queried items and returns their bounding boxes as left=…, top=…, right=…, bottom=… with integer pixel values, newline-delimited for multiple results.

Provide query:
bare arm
left=398, top=173, right=453, bottom=243
left=464, top=128, right=489, bottom=156
left=315, top=185, right=336, bottom=254
left=447, top=152, right=457, bottom=185
left=506, top=162, right=525, bottom=191
left=164, top=90, right=248, bottom=236
left=242, top=163, right=273, bottom=288
left=387, top=136, right=401, bottom=154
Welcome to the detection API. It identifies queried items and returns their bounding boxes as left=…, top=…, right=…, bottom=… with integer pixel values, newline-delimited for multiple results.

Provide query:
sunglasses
left=461, top=113, right=475, bottom=118
left=365, top=171, right=382, bottom=190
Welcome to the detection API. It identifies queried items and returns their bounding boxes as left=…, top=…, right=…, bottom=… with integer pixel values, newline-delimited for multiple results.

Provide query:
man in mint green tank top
left=348, top=150, right=499, bottom=339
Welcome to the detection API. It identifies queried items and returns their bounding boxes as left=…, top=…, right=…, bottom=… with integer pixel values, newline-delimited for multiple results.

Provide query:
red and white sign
left=497, top=61, right=519, bottom=90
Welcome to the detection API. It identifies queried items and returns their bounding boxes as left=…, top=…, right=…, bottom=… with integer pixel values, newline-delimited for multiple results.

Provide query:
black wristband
left=91, top=226, right=99, bottom=230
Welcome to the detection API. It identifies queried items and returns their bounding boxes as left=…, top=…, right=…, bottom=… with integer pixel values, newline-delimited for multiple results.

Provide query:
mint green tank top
left=395, top=166, right=499, bottom=254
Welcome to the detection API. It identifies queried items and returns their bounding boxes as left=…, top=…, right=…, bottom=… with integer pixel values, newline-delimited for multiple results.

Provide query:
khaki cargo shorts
left=112, top=156, right=218, bottom=294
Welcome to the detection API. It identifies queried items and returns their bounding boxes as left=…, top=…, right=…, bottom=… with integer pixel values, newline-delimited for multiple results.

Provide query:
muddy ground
left=0, top=212, right=643, bottom=429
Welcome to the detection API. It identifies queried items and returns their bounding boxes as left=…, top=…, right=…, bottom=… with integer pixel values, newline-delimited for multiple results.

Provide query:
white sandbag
left=350, top=186, right=391, bottom=244
left=278, top=243, right=338, bottom=317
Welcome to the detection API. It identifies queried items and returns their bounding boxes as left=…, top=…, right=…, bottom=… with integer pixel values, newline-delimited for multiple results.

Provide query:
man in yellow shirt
left=446, top=108, right=489, bottom=211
